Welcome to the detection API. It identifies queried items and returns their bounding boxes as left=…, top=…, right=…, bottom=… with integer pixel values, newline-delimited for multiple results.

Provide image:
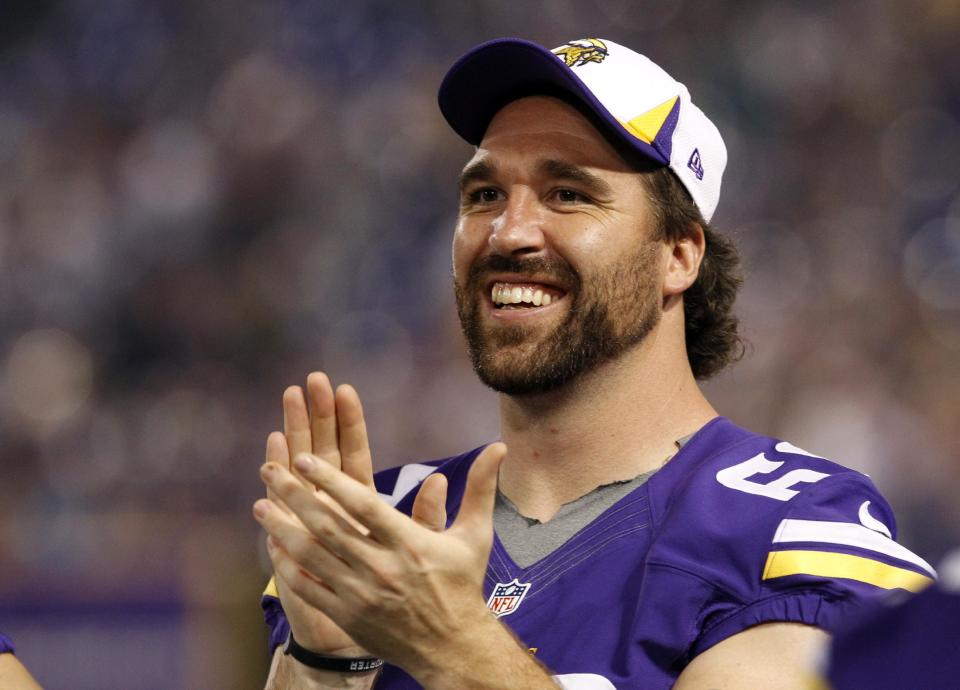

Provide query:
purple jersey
left=261, top=417, right=934, bottom=689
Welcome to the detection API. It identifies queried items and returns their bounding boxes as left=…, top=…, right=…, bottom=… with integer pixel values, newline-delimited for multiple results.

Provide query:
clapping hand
left=255, top=372, right=506, bottom=673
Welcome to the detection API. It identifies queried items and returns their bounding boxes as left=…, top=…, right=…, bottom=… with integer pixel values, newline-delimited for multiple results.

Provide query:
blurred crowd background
left=0, top=0, right=957, bottom=687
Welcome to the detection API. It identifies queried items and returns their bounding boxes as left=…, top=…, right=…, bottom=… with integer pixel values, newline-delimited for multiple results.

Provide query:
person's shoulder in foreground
left=0, top=634, right=43, bottom=689
left=818, top=549, right=960, bottom=690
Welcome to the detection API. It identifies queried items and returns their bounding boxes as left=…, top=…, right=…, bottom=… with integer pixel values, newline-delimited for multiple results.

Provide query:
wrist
left=283, top=631, right=384, bottom=674
left=412, top=611, right=552, bottom=690
left=268, top=646, right=380, bottom=690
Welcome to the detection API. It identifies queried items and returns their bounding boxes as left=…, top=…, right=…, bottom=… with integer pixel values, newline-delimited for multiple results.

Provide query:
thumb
left=451, top=442, right=506, bottom=541
left=411, top=472, right=448, bottom=531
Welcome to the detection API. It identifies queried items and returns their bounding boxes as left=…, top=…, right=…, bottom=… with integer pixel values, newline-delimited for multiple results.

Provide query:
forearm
left=265, top=647, right=378, bottom=690
left=411, top=616, right=557, bottom=690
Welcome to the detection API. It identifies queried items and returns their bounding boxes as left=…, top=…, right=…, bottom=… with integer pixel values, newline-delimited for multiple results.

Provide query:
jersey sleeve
left=260, top=577, right=290, bottom=652
left=690, top=470, right=934, bottom=658
left=642, top=437, right=935, bottom=669
left=0, top=633, right=14, bottom=655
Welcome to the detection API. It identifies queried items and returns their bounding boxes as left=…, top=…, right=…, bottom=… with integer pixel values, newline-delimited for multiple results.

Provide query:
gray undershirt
left=493, top=435, right=692, bottom=568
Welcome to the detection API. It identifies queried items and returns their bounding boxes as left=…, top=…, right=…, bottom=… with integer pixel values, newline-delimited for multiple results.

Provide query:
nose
left=488, top=189, right=546, bottom=257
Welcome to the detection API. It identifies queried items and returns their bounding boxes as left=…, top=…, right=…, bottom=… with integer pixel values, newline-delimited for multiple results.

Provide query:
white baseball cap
left=438, top=37, right=727, bottom=223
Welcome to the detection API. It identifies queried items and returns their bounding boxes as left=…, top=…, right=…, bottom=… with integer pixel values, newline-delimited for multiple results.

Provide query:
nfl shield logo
left=486, top=579, right=531, bottom=618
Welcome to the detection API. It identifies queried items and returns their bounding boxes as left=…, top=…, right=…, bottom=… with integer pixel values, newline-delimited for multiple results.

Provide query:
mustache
left=465, top=254, right=580, bottom=292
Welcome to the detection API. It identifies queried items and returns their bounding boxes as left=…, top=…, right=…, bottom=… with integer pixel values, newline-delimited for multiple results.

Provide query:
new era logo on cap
left=688, top=148, right=704, bottom=180
left=438, top=37, right=727, bottom=222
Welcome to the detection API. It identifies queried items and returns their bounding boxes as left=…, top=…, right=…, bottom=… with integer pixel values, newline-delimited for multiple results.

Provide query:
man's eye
left=469, top=188, right=502, bottom=203
left=555, top=189, right=587, bottom=203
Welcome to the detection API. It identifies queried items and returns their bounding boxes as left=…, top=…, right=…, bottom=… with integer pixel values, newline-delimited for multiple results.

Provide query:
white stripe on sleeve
left=773, top=518, right=937, bottom=577
left=552, top=674, right=618, bottom=690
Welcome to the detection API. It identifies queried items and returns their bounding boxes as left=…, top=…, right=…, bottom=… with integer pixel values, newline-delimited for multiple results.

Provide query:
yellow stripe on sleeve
left=763, top=550, right=934, bottom=592
left=263, top=576, right=279, bottom=598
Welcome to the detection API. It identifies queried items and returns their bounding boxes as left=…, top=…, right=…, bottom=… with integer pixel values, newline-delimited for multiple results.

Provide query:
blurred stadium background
left=0, top=0, right=957, bottom=687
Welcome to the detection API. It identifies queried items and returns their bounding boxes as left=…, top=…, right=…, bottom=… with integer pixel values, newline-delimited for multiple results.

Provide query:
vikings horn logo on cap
left=552, top=38, right=609, bottom=68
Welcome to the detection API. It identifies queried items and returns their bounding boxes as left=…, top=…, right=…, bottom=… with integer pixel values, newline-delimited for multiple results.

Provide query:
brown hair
left=642, top=167, right=745, bottom=379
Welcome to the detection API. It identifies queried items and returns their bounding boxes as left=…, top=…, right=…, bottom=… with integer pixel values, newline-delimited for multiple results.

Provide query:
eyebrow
left=457, top=158, right=614, bottom=199
left=537, top=159, right=614, bottom=198
left=458, top=160, right=495, bottom=194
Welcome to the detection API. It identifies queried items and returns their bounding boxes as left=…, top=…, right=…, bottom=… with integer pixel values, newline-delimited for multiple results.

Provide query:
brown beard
left=454, top=242, right=662, bottom=395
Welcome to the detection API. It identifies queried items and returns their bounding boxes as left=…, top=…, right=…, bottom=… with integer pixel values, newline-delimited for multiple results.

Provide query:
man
left=254, top=38, right=934, bottom=688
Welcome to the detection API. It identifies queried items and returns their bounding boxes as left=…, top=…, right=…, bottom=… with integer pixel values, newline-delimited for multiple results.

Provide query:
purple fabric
left=827, top=582, right=960, bottom=689
left=650, top=96, right=681, bottom=162
left=261, top=595, right=290, bottom=653
left=0, top=632, right=14, bottom=655
left=262, top=419, right=927, bottom=688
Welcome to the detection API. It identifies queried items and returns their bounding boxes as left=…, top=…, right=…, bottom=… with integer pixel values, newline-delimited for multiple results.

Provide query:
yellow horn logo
left=552, top=38, right=609, bottom=68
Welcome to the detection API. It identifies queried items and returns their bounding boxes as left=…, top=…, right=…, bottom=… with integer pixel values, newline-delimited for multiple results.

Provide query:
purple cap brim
left=438, top=37, right=669, bottom=166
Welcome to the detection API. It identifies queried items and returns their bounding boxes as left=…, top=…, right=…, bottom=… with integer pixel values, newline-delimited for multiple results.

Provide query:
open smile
left=485, top=280, right=568, bottom=319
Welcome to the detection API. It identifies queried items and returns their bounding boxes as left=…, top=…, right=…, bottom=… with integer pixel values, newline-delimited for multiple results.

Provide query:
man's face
left=453, top=96, right=667, bottom=395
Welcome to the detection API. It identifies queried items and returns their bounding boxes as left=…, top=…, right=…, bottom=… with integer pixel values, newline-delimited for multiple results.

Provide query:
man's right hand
left=266, top=371, right=373, bottom=657
left=262, top=371, right=452, bottom=689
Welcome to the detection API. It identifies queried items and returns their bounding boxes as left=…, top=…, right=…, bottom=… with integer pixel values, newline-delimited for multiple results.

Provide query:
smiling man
left=254, top=38, right=934, bottom=689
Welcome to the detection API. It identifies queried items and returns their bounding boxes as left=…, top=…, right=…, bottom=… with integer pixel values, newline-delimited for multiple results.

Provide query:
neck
left=496, top=313, right=717, bottom=521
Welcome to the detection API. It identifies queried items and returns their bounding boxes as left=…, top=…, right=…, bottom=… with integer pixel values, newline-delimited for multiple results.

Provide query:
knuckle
left=317, top=453, right=343, bottom=471
left=399, top=541, right=430, bottom=575
left=345, top=579, right=378, bottom=611
left=311, top=517, right=338, bottom=542
left=352, top=497, right=378, bottom=522
left=367, top=561, right=394, bottom=588
left=269, top=472, right=297, bottom=496
left=277, top=561, right=307, bottom=596
left=282, top=534, right=310, bottom=562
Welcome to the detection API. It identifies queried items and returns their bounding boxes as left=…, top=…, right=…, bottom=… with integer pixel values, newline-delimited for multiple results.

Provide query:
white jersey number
left=716, top=445, right=830, bottom=501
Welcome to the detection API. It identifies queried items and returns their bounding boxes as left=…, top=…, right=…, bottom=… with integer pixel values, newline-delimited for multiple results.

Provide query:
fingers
left=266, top=430, right=288, bottom=473
left=411, top=473, right=448, bottom=531
left=264, top=532, right=345, bottom=620
left=287, top=374, right=372, bottom=485
left=265, top=431, right=292, bottom=510
left=335, top=385, right=375, bottom=488
left=283, top=386, right=316, bottom=484
left=260, top=462, right=380, bottom=564
left=451, top=442, right=506, bottom=540
left=306, top=372, right=341, bottom=469
left=256, top=498, right=353, bottom=575
left=293, top=453, right=406, bottom=544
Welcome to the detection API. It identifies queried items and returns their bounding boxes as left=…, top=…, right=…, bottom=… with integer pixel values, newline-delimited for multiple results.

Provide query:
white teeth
left=491, top=283, right=558, bottom=306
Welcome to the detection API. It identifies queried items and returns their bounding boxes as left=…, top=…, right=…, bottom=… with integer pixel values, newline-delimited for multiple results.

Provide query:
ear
left=662, top=223, right=705, bottom=297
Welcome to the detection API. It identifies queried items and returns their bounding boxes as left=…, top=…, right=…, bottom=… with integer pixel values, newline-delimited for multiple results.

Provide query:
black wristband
left=282, top=632, right=384, bottom=673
